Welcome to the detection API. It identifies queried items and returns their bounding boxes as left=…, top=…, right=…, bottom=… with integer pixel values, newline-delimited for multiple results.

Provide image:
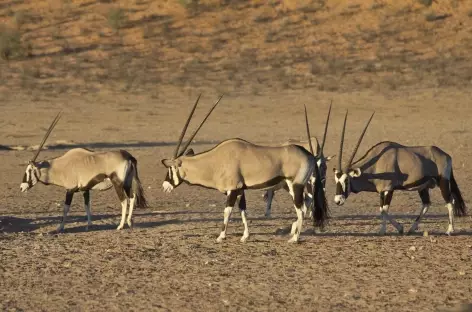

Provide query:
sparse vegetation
left=418, top=0, right=433, bottom=6
left=13, top=11, right=28, bottom=29
left=0, top=27, right=23, bottom=60
left=107, top=7, right=127, bottom=32
left=425, top=12, right=450, bottom=22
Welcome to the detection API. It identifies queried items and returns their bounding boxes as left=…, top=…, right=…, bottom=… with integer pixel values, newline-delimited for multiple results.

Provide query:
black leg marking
left=418, top=189, right=431, bottom=206
left=238, top=191, right=247, bottom=211
left=83, top=190, right=90, bottom=206
left=226, top=191, right=238, bottom=207
left=65, top=191, right=74, bottom=206
left=384, top=191, right=394, bottom=206
left=439, top=178, right=452, bottom=203
left=293, top=184, right=305, bottom=208
left=379, top=192, right=385, bottom=207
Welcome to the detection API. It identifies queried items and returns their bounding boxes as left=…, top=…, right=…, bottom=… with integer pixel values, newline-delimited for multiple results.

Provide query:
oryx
left=20, top=112, right=148, bottom=232
left=333, top=111, right=467, bottom=235
left=161, top=95, right=328, bottom=243
left=262, top=103, right=334, bottom=218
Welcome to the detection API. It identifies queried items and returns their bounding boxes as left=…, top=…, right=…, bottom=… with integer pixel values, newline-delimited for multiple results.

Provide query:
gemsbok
left=20, top=112, right=148, bottom=232
left=263, top=103, right=334, bottom=218
left=161, top=95, right=328, bottom=243
left=333, top=110, right=466, bottom=235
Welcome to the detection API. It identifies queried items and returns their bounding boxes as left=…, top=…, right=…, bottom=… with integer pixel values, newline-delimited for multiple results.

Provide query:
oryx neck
left=178, top=156, right=215, bottom=189
left=36, top=159, right=56, bottom=185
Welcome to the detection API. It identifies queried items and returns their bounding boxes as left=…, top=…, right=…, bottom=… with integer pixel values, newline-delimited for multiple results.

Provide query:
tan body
left=178, top=139, right=314, bottom=192
left=22, top=148, right=147, bottom=232
left=37, top=148, right=127, bottom=190
left=334, top=141, right=466, bottom=235
left=162, top=96, right=329, bottom=243
left=349, top=142, right=451, bottom=193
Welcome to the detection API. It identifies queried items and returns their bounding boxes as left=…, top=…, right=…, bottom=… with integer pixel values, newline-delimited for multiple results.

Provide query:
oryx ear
left=325, top=154, right=336, bottom=162
left=348, top=168, right=362, bottom=177
left=333, top=168, right=338, bottom=173
left=185, top=148, right=195, bottom=156
left=161, top=159, right=175, bottom=168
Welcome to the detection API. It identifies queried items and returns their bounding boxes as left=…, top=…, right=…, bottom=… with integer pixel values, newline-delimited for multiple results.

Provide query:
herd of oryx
left=19, top=95, right=467, bottom=243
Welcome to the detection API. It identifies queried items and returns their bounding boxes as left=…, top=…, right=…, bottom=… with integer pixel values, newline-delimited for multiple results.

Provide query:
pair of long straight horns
left=303, top=101, right=332, bottom=157
left=338, top=110, right=375, bottom=171
left=31, top=111, right=63, bottom=163
left=173, top=94, right=224, bottom=158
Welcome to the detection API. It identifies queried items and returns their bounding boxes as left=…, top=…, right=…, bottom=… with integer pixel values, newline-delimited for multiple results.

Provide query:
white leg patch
left=217, top=206, right=233, bottom=243
left=408, top=204, right=429, bottom=234
left=84, top=203, right=92, bottom=231
left=446, top=203, right=454, bottom=235
left=127, top=195, right=136, bottom=228
left=240, top=210, right=249, bottom=243
left=57, top=204, right=70, bottom=232
left=117, top=199, right=128, bottom=230
left=380, top=205, right=403, bottom=234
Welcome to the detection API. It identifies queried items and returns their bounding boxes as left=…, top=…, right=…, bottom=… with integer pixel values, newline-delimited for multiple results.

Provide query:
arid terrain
left=1, top=1, right=472, bottom=311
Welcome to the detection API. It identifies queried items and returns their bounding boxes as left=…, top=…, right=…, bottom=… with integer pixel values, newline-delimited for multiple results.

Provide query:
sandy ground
left=1, top=88, right=472, bottom=311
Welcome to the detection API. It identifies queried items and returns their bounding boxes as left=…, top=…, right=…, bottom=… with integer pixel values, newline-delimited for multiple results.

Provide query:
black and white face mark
left=162, top=166, right=182, bottom=193
left=20, top=163, right=39, bottom=192
left=333, top=168, right=361, bottom=205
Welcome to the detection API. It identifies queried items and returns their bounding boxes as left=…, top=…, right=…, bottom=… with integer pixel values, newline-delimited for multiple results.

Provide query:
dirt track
left=1, top=89, right=472, bottom=311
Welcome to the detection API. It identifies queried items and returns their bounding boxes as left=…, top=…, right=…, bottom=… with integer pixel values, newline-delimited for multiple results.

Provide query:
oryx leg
left=287, top=181, right=305, bottom=243
left=439, top=178, right=455, bottom=235
left=264, top=190, right=275, bottom=218
left=408, top=189, right=430, bottom=234
left=216, top=190, right=238, bottom=243
left=127, top=194, right=136, bottom=229
left=83, top=190, right=92, bottom=231
left=112, top=180, right=129, bottom=231
left=57, top=190, right=74, bottom=233
left=304, top=180, right=314, bottom=219
left=238, top=191, right=249, bottom=242
left=378, top=191, right=403, bottom=235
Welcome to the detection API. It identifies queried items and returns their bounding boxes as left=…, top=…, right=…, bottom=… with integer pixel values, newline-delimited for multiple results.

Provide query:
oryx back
left=48, top=148, right=129, bottom=191
left=181, top=139, right=314, bottom=191
left=354, top=141, right=451, bottom=192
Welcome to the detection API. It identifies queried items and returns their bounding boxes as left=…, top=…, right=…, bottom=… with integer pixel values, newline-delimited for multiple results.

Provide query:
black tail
left=450, top=168, right=466, bottom=217
left=130, top=158, right=149, bottom=208
left=311, top=161, right=330, bottom=229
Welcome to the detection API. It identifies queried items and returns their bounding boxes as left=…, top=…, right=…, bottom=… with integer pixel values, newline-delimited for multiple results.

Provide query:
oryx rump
left=20, top=112, right=148, bottom=232
left=333, top=111, right=466, bottom=235
left=161, top=95, right=328, bottom=243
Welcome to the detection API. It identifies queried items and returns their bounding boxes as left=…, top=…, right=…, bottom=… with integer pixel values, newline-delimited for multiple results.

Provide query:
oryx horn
left=338, top=110, right=348, bottom=170
left=319, top=100, right=332, bottom=156
left=178, top=94, right=224, bottom=157
left=174, top=94, right=201, bottom=158
left=345, top=111, right=375, bottom=170
left=31, top=111, right=63, bottom=162
left=303, top=104, right=315, bottom=155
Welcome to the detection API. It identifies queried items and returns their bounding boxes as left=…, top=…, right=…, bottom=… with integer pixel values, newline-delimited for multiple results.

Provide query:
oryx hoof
left=378, top=228, right=387, bottom=236
left=407, top=226, right=418, bottom=235
left=287, top=235, right=300, bottom=243
left=240, top=235, right=249, bottom=243
left=55, top=226, right=65, bottom=234
left=116, top=224, right=125, bottom=231
left=216, top=234, right=225, bottom=243
left=127, top=220, right=133, bottom=229
left=445, top=230, right=454, bottom=236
